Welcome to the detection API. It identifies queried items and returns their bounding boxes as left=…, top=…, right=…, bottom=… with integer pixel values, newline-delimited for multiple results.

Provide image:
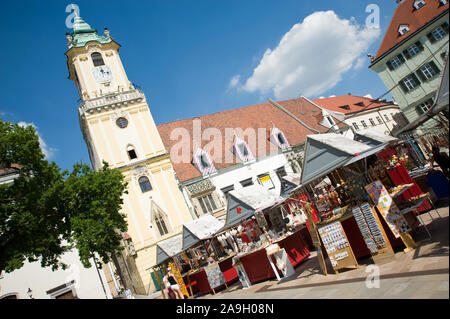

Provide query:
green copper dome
left=69, top=15, right=112, bottom=48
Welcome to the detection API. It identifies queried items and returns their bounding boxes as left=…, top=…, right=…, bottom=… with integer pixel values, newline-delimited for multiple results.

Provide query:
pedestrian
left=163, top=267, right=184, bottom=299
left=431, top=145, right=449, bottom=179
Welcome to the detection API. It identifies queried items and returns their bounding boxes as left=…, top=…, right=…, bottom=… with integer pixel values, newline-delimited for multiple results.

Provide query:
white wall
left=0, top=249, right=112, bottom=299
left=342, top=106, right=404, bottom=139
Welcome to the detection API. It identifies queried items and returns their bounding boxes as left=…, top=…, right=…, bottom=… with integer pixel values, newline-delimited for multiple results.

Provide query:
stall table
left=183, top=255, right=238, bottom=296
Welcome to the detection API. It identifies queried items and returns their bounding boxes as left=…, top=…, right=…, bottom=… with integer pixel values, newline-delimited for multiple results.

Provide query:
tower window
left=116, top=117, right=128, bottom=128
left=91, top=52, right=105, bottom=67
left=138, top=176, right=152, bottom=193
left=127, top=145, right=137, bottom=160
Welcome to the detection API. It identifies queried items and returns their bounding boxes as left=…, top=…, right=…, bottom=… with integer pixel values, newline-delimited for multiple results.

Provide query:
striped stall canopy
left=192, top=147, right=217, bottom=176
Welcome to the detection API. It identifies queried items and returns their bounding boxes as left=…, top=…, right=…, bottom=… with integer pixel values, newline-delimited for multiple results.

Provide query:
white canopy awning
left=156, top=234, right=183, bottom=265
left=182, top=214, right=224, bottom=250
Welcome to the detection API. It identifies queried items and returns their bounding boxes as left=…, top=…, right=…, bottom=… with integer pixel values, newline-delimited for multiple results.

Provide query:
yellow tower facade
left=65, top=15, right=194, bottom=294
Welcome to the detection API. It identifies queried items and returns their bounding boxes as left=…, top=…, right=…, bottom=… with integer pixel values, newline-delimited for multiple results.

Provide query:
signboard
left=318, top=221, right=358, bottom=273
left=365, top=181, right=411, bottom=238
left=258, top=174, right=275, bottom=189
left=204, top=262, right=226, bottom=289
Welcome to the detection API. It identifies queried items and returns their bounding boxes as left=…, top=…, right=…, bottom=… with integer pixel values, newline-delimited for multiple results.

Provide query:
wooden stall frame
left=318, top=220, right=359, bottom=274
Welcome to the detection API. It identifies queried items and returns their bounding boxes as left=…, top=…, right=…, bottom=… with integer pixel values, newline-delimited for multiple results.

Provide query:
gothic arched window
left=154, top=212, right=169, bottom=236
left=138, top=176, right=152, bottom=193
left=91, top=52, right=105, bottom=67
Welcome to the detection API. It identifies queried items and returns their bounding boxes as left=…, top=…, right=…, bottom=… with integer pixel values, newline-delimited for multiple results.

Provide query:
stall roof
left=300, top=134, right=372, bottom=186
left=354, top=129, right=398, bottom=147
left=182, top=214, right=225, bottom=250
left=222, top=185, right=286, bottom=229
left=156, top=234, right=183, bottom=265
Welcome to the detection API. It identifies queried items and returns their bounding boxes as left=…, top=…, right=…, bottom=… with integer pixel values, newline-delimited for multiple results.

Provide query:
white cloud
left=353, top=57, right=367, bottom=71
left=18, top=122, right=56, bottom=159
left=235, top=11, right=380, bottom=99
left=228, top=75, right=241, bottom=89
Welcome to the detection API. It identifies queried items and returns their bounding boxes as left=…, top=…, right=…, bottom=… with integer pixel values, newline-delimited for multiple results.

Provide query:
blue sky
left=0, top=0, right=398, bottom=172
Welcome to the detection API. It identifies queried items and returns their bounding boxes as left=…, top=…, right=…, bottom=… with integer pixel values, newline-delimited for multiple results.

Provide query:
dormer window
left=398, top=25, right=410, bottom=36
left=233, top=136, right=255, bottom=163
left=91, top=52, right=105, bottom=67
left=339, top=105, right=351, bottom=110
left=270, top=126, right=290, bottom=150
left=193, top=148, right=216, bottom=175
left=413, top=0, right=426, bottom=9
left=326, top=116, right=336, bottom=127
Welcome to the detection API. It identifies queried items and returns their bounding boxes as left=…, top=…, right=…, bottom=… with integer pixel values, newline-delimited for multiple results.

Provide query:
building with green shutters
left=369, top=0, right=449, bottom=132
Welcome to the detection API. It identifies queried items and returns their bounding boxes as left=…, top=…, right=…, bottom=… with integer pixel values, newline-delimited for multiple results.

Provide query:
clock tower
left=65, top=14, right=194, bottom=295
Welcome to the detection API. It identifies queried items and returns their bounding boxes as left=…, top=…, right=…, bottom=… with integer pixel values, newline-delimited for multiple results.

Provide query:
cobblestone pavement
left=198, top=199, right=449, bottom=299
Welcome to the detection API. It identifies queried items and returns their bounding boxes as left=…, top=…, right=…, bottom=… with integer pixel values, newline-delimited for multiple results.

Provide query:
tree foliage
left=0, top=119, right=128, bottom=273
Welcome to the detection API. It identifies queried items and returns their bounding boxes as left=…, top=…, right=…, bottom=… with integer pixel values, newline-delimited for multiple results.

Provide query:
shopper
left=163, top=267, right=184, bottom=299
left=431, top=145, right=449, bottom=179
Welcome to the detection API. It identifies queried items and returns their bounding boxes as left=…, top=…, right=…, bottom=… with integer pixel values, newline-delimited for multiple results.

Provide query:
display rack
left=318, top=221, right=359, bottom=274
left=365, top=181, right=419, bottom=253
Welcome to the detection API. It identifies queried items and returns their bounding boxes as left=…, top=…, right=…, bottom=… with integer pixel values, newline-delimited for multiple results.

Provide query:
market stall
left=179, top=214, right=238, bottom=296
left=213, top=184, right=310, bottom=286
left=298, top=132, right=428, bottom=272
left=152, top=234, right=191, bottom=299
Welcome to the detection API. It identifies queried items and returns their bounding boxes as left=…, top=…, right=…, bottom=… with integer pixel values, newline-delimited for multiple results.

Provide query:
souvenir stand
left=213, top=184, right=310, bottom=287
left=179, top=215, right=237, bottom=296
left=299, top=133, right=425, bottom=273
left=152, top=234, right=191, bottom=299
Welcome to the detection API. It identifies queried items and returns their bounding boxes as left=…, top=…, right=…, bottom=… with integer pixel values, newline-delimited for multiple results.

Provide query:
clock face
left=92, top=65, right=113, bottom=83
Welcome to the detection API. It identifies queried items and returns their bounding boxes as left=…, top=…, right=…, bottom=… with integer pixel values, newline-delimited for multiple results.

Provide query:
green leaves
left=0, top=119, right=128, bottom=273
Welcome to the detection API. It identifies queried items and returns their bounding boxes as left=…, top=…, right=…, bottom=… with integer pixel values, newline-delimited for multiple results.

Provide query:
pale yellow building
left=65, top=14, right=194, bottom=295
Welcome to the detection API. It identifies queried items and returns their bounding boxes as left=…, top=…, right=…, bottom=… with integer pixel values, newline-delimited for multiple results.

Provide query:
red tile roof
left=0, top=164, right=22, bottom=177
left=156, top=97, right=346, bottom=183
left=372, top=0, right=449, bottom=63
left=311, top=95, right=396, bottom=115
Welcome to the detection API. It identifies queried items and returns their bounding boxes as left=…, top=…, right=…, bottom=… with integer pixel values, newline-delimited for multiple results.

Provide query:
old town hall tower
left=65, top=13, right=193, bottom=295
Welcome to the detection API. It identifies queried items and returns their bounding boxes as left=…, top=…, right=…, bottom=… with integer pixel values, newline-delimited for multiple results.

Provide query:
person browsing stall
left=163, top=267, right=184, bottom=299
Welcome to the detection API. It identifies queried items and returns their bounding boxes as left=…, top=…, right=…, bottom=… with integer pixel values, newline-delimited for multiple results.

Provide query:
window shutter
left=397, top=54, right=405, bottom=63
left=398, top=80, right=409, bottom=93
left=416, top=104, right=425, bottom=115
left=427, top=32, right=437, bottom=43
left=403, top=49, right=411, bottom=59
left=416, top=69, right=427, bottom=82
left=386, top=60, right=394, bottom=71
left=441, top=22, right=449, bottom=34
left=415, top=41, right=424, bottom=51
left=429, top=60, right=441, bottom=74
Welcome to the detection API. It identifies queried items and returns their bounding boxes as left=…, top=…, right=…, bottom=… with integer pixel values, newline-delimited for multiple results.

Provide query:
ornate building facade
left=65, top=15, right=194, bottom=295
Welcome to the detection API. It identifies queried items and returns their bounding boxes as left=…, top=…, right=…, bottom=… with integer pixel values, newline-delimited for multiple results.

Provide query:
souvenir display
left=318, top=222, right=349, bottom=254
left=317, top=221, right=358, bottom=273
left=204, top=262, right=227, bottom=290
left=365, top=181, right=411, bottom=238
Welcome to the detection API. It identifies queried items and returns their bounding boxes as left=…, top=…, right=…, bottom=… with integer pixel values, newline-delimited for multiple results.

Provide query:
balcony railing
left=79, top=89, right=146, bottom=114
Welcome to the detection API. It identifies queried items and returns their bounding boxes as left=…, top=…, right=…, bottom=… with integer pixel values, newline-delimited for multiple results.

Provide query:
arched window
left=154, top=212, right=169, bottom=236
left=91, top=52, right=105, bottom=67
left=138, top=176, right=152, bottom=193
left=127, top=145, right=137, bottom=160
